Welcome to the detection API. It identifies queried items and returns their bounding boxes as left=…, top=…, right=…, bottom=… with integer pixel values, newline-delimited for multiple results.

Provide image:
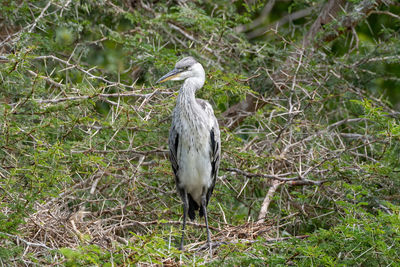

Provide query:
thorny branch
left=0, top=231, right=53, bottom=251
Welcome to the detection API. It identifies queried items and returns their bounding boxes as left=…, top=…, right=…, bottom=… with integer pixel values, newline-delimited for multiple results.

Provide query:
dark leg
left=201, top=193, right=212, bottom=255
left=180, top=191, right=188, bottom=250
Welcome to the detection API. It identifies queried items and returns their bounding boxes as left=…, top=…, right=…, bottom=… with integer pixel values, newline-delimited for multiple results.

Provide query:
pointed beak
left=156, top=68, right=182, bottom=84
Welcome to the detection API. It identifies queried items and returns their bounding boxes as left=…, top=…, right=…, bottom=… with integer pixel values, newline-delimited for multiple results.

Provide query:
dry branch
left=34, top=90, right=171, bottom=104
left=257, top=180, right=284, bottom=223
left=0, top=231, right=53, bottom=251
left=224, top=168, right=326, bottom=186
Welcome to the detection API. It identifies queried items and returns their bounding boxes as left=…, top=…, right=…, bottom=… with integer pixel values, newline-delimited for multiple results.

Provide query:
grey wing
left=196, top=99, right=221, bottom=207
left=169, top=125, right=184, bottom=198
left=207, top=119, right=220, bottom=206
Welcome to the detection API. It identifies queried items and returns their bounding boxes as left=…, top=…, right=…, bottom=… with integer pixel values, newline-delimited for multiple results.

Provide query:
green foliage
left=58, top=231, right=206, bottom=266
left=209, top=204, right=400, bottom=266
left=293, top=204, right=400, bottom=266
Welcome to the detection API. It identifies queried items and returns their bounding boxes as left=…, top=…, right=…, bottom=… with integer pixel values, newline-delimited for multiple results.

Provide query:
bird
left=157, top=57, right=220, bottom=253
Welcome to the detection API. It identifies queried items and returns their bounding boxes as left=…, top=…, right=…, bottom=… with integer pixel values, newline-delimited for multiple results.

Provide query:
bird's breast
left=176, top=125, right=212, bottom=204
left=172, top=101, right=215, bottom=204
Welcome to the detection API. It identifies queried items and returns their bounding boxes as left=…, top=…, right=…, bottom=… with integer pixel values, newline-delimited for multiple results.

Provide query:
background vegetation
left=0, top=0, right=399, bottom=265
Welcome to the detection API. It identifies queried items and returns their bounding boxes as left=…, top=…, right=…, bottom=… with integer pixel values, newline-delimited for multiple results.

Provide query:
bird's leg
left=180, top=191, right=188, bottom=251
left=201, top=193, right=212, bottom=255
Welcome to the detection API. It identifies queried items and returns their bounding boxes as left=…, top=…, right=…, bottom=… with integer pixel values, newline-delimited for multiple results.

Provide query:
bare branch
left=0, top=231, right=53, bottom=250
left=257, top=180, right=283, bottom=223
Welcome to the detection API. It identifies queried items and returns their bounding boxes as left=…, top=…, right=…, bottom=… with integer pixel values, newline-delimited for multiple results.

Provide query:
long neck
left=175, top=77, right=205, bottom=127
left=176, top=77, right=204, bottom=108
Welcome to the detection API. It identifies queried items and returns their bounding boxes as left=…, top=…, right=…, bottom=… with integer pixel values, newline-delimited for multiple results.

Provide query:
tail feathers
left=188, top=194, right=201, bottom=220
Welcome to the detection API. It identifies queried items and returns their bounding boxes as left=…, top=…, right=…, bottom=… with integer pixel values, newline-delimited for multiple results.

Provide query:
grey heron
left=157, top=57, right=220, bottom=253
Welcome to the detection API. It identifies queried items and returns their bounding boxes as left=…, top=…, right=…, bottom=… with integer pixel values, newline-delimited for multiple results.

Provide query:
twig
left=167, top=23, right=213, bottom=54
left=35, top=90, right=172, bottom=104
left=34, top=55, right=139, bottom=90
left=0, top=231, right=53, bottom=250
left=224, top=167, right=297, bottom=181
left=224, top=168, right=326, bottom=186
left=71, top=148, right=168, bottom=156
left=281, top=117, right=367, bottom=155
left=28, top=1, right=53, bottom=33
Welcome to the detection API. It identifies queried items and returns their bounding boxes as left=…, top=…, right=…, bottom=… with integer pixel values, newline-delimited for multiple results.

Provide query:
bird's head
left=157, top=56, right=204, bottom=83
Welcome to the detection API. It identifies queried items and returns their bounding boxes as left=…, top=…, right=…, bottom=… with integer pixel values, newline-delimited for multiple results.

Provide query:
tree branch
left=235, top=0, right=276, bottom=33
left=303, top=0, right=346, bottom=47
left=0, top=231, right=53, bottom=250
left=224, top=167, right=327, bottom=185
left=247, top=7, right=314, bottom=39
left=257, top=180, right=283, bottom=223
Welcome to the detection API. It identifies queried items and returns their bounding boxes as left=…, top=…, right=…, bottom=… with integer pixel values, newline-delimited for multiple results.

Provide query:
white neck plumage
left=177, top=63, right=205, bottom=106
left=175, top=63, right=207, bottom=126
